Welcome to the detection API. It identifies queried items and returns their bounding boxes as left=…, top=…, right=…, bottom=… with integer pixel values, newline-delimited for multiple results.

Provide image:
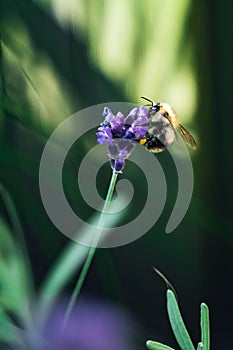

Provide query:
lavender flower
left=96, top=106, right=149, bottom=173
left=39, top=299, right=136, bottom=350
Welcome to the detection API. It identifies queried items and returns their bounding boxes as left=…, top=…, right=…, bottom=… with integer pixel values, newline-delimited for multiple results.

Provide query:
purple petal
left=96, top=126, right=113, bottom=144
left=104, top=112, right=115, bottom=126
left=102, top=106, right=112, bottom=117
left=129, top=125, right=148, bottom=139
left=133, top=114, right=149, bottom=127
left=124, top=130, right=135, bottom=139
left=138, top=105, right=149, bottom=117
left=124, top=107, right=139, bottom=125
left=115, top=112, right=124, bottom=125
left=111, top=112, right=124, bottom=135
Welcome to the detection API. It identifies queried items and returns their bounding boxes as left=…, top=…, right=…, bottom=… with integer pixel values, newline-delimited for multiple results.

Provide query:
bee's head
left=140, top=96, right=160, bottom=113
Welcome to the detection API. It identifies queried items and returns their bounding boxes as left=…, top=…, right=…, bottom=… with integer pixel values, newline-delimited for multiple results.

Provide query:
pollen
left=139, top=138, right=147, bottom=145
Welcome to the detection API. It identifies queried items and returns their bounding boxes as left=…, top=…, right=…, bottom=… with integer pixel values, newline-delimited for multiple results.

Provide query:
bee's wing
left=178, top=124, right=197, bottom=150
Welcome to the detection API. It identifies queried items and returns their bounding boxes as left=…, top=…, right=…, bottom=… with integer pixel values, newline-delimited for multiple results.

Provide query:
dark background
left=0, top=1, right=233, bottom=349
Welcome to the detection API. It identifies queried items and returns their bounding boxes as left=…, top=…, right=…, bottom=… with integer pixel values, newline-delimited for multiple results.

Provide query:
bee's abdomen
left=145, top=136, right=166, bottom=153
left=147, top=113, right=176, bottom=150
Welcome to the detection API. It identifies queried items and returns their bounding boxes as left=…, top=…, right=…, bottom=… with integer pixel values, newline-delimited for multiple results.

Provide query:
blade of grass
left=0, top=307, right=25, bottom=348
left=0, top=218, right=31, bottom=321
left=200, top=303, right=210, bottom=350
left=0, top=184, right=33, bottom=292
left=146, top=340, right=175, bottom=350
left=167, top=289, right=195, bottom=350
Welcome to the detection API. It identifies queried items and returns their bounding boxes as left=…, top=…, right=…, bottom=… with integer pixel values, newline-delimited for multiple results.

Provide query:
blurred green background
left=0, top=0, right=233, bottom=349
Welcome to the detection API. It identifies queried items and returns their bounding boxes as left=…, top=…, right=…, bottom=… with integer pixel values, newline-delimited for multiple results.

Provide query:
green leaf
left=197, top=342, right=203, bottom=350
left=200, top=303, right=210, bottom=350
left=146, top=340, right=175, bottom=350
left=167, top=289, right=195, bottom=350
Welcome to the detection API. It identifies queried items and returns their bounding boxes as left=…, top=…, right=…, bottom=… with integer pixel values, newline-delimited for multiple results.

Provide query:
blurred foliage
left=1, top=0, right=197, bottom=130
left=0, top=0, right=232, bottom=349
left=0, top=186, right=127, bottom=348
left=1, top=21, right=72, bottom=130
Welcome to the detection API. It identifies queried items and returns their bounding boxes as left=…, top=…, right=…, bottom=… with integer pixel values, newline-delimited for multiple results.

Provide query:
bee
left=139, top=96, right=197, bottom=153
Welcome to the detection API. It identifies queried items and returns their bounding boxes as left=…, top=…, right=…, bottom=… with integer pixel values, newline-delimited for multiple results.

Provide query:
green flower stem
left=62, top=170, right=118, bottom=329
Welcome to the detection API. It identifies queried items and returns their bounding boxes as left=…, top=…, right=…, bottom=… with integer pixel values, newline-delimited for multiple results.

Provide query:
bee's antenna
left=140, top=96, right=154, bottom=106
